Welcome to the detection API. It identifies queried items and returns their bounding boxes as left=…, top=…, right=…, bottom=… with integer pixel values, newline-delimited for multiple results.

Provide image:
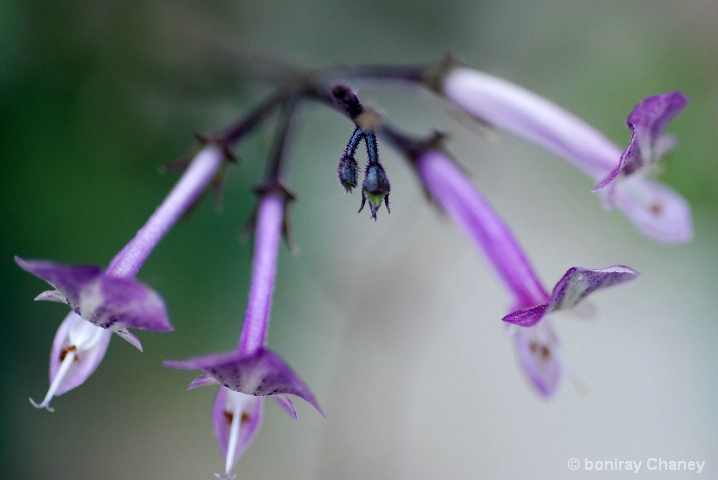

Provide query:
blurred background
left=2, top=1, right=716, bottom=479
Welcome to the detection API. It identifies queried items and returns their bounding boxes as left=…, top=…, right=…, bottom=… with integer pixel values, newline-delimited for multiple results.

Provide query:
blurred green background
left=2, top=1, right=717, bottom=479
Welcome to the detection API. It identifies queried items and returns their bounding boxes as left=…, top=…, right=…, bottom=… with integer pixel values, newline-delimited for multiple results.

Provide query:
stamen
left=216, top=393, right=243, bottom=480
left=59, top=345, right=78, bottom=362
left=29, top=348, right=77, bottom=412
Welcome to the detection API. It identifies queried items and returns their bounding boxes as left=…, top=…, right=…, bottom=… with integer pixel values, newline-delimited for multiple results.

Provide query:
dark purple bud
left=338, top=154, right=359, bottom=192
left=359, top=162, right=391, bottom=220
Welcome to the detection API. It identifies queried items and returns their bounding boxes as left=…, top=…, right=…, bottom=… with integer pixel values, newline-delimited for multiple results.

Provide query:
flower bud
left=338, top=154, right=359, bottom=192
left=359, top=163, right=391, bottom=219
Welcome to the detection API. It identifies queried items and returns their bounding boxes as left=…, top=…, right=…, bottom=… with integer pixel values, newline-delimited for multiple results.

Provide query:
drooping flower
left=166, top=190, right=322, bottom=479
left=439, top=67, right=691, bottom=243
left=413, top=150, right=638, bottom=396
left=17, top=145, right=226, bottom=411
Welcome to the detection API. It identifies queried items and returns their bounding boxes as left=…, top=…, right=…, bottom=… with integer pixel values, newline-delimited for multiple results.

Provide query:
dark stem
left=364, top=131, right=380, bottom=165
left=265, top=95, right=302, bottom=183
left=345, top=128, right=364, bottom=157
left=319, top=63, right=430, bottom=84
left=220, top=88, right=294, bottom=145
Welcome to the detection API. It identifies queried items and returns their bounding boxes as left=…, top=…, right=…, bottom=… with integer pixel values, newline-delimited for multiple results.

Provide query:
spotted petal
left=166, top=347, right=324, bottom=416
left=503, top=265, right=638, bottom=327
left=610, top=176, right=693, bottom=244
left=16, top=257, right=172, bottom=349
left=49, top=314, right=112, bottom=397
left=212, top=388, right=264, bottom=479
left=514, top=319, right=564, bottom=397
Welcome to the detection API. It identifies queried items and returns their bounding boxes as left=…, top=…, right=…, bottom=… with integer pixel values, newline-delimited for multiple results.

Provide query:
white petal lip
left=29, top=313, right=112, bottom=410
left=610, top=176, right=693, bottom=244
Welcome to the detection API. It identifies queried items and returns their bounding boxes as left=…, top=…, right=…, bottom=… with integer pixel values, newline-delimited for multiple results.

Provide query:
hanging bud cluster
left=332, top=85, right=391, bottom=220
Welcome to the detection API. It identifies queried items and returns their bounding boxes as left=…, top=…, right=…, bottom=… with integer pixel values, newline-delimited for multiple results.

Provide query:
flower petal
left=548, top=265, right=638, bottom=312
left=503, top=265, right=638, bottom=326
left=16, top=257, right=100, bottom=307
left=594, top=92, right=689, bottom=191
left=16, top=257, right=172, bottom=342
left=502, top=304, right=548, bottom=327
left=272, top=395, right=298, bottom=420
left=212, top=388, right=263, bottom=479
left=35, top=290, right=67, bottom=303
left=93, top=274, right=172, bottom=332
left=50, top=314, right=112, bottom=396
left=610, top=176, right=693, bottom=244
left=28, top=313, right=112, bottom=411
left=188, top=373, right=219, bottom=390
left=166, top=347, right=324, bottom=416
left=514, top=319, right=563, bottom=397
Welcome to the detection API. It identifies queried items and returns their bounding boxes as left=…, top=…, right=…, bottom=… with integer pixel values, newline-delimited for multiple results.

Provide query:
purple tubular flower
left=166, top=193, right=322, bottom=479
left=441, top=68, right=691, bottom=243
left=18, top=145, right=225, bottom=411
left=416, top=151, right=638, bottom=396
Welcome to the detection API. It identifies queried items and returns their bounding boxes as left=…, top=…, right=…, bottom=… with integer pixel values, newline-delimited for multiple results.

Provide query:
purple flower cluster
left=16, top=57, right=691, bottom=476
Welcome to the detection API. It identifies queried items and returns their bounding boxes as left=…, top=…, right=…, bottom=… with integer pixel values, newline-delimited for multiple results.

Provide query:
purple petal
left=16, top=257, right=172, bottom=342
left=16, top=257, right=100, bottom=307
left=503, top=265, right=638, bottom=326
left=502, top=304, right=548, bottom=327
left=212, top=388, right=263, bottom=478
left=187, top=373, right=219, bottom=390
left=273, top=395, right=298, bottom=419
left=166, top=347, right=324, bottom=416
left=514, top=320, right=563, bottom=397
left=595, top=92, right=688, bottom=191
left=548, top=265, right=638, bottom=312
